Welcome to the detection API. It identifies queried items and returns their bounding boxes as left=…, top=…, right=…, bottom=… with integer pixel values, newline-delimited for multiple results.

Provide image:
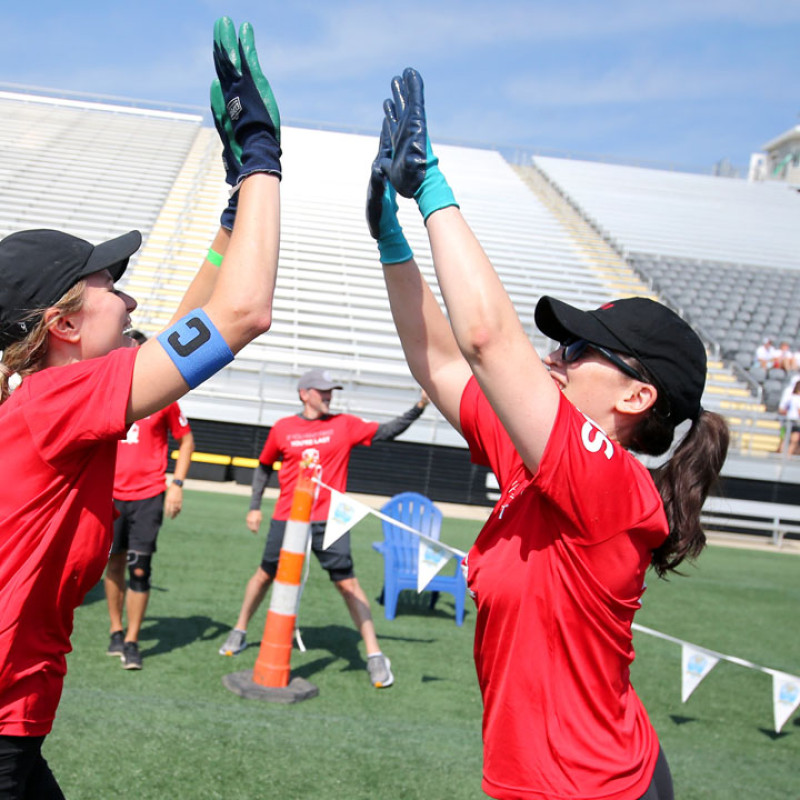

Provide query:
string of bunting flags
left=315, top=479, right=800, bottom=733
left=632, top=623, right=800, bottom=734
left=315, top=477, right=465, bottom=593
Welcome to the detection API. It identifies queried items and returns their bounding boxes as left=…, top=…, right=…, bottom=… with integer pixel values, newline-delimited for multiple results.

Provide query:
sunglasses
left=560, top=338, right=646, bottom=382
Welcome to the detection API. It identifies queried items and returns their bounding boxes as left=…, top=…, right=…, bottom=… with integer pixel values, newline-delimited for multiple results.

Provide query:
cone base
left=222, top=670, right=319, bottom=704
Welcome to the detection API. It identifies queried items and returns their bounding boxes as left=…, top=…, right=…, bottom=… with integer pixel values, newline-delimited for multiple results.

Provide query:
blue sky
left=2, top=1, right=797, bottom=172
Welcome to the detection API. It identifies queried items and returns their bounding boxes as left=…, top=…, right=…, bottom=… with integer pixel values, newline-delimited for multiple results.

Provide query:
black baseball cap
left=0, top=228, right=142, bottom=348
left=535, top=296, right=706, bottom=424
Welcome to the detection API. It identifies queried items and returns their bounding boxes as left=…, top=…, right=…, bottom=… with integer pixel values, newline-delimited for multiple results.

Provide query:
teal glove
left=367, top=120, right=413, bottom=264
left=381, top=68, right=458, bottom=222
left=212, top=17, right=281, bottom=183
left=413, top=137, right=458, bottom=223
left=375, top=183, right=413, bottom=265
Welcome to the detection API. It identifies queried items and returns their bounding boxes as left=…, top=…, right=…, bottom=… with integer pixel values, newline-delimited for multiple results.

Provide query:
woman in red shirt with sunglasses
left=367, top=68, right=730, bottom=800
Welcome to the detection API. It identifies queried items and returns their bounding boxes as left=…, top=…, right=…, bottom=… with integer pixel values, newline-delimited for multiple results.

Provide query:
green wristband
left=207, top=248, right=224, bottom=267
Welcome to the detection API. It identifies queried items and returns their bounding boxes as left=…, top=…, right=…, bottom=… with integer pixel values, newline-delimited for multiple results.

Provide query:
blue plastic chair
left=372, top=492, right=466, bottom=626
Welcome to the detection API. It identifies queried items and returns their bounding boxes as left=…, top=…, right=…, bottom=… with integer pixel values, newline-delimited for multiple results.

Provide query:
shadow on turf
left=669, top=715, right=697, bottom=726
left=135, top=615, right=228, bottom=658
left=243, top=623, right=439, bottom=680
left=757, top=727, right=791, bottom=741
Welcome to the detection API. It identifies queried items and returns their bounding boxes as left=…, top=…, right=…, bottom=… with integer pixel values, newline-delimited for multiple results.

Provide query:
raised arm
left=367, top=119, right=470, bottom=431
left=380, top=69, right=560, bottom=470
left=128, top=18, right=281, bottom=423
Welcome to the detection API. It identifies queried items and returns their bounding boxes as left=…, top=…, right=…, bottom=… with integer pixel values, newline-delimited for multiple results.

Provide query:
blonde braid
left=0, top=280, right=87, bottom=405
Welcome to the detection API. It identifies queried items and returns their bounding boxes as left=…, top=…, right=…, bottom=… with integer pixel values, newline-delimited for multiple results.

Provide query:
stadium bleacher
left=0, top=91, right=203, bottom=243
left=527, top=156, right=800, bottom=459
left=2, top=89, right=800, bottom=502
left=532, top=155, right=800, bottom=270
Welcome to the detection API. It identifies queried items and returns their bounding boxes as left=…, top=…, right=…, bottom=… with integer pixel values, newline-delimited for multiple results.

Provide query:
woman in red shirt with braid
left=0, top=18, right=279, bottom=797
left=367, top=69, right=729, bottom=800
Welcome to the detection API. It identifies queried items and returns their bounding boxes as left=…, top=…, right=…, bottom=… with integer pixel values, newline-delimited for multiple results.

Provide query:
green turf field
left=47, top=490, right=799, bottom=799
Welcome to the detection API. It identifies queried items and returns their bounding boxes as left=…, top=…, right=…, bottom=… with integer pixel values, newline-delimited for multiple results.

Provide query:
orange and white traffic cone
left=252, top=452, right=318, bottom=688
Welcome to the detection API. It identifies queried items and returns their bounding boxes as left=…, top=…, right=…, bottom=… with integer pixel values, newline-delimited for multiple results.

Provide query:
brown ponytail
left=621, top=349, right=730, bottom=577
left=649, top=411, right=729, bottom=576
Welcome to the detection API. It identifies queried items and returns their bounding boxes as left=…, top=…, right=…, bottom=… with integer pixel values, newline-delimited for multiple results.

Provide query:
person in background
left=0, top=17, right=280, bottom=797
left=104, top=330, right=195, bottom=670
left=775, top=340, right=797, bottom=373
left=218, top=369, right=429, bottom=689
left=367, top=67, right=729, bottom=800
left=755, top=336, right=780, bottom=369
left=778, top=379, right=800, bottom=455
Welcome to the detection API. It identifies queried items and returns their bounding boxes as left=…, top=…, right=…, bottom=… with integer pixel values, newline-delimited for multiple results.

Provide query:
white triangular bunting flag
left=681, top=645, right=720, bottom=702
left=772, top=671, right=800, bottom=733
left=323, top=490, right=370, bottom=550
left=417, top=540, right=452, bottom=592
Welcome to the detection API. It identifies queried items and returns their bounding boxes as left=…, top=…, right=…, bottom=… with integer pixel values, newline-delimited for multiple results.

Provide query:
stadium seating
left=2, top=90, right=798, bottom=467
left=622, top=253, right=800, bottom=412
left=127, top=123, right=628, bottom=446
left=0, top=91, right=202, bottom=244
left=532, top=155, right=800, bottom=270
left=529, top=156, right=800, bottom=452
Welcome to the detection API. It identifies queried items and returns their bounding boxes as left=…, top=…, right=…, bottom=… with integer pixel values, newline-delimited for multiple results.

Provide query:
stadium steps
left=119, top=127, right=225, bottom=335
left=511, top=163, right=652, bottom=298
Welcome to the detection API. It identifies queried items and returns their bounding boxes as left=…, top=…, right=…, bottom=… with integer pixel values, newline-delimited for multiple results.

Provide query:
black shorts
left=260, top=519, right=355, bottom=583
left=111, top=493, right=164, bottom=556
left=0, top=735, right=65, bottom=799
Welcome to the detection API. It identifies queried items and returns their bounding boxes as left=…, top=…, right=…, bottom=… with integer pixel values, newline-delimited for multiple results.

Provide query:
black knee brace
left=127, top=551, right=152, bottom=593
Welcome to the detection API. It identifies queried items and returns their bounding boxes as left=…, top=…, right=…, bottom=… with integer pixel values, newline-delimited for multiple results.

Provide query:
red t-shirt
left=113, top=402, right=191, bottom=501
left=259, top=413, right=379, bottom=521
left=460, top=377, right=667, bottom=800
left=0, top=347, right=137, bottom=736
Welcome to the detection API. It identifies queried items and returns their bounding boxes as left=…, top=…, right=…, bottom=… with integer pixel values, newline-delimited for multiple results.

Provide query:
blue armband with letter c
left=157, top=308, right=234, bottom=389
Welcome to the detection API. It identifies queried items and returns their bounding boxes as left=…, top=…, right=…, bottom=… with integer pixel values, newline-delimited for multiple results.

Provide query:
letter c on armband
left=168, top=317, right=211, bottom=356
left=157, top=308, right=234, bottom=389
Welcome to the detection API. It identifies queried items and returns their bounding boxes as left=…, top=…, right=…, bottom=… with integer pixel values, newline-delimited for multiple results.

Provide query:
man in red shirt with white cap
left=219, top=368, right=428, bottom=689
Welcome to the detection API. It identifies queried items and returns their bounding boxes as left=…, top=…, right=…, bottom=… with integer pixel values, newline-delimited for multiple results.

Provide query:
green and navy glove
left=210, top=79, right=239, bottom=230
left=212, top=17, right=281, bottom=186
left=381, top=68, right=458, bottom=222
left=367, top=119, right=413, bottom=264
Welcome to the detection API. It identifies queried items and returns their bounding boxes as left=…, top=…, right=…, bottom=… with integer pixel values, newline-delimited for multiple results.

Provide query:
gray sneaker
left=367, top=653, right=394, bottom=688
left=219, top=629, right=247, bottom=656
left=106, top=631, right=124, bottom=658
left=122, top=641, right=143, bottom=670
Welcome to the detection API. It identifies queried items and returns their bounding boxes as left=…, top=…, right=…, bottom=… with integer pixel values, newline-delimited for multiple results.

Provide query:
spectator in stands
left=0, top=18, right=279, bottom=796
left=777, top=375, right=800, bottom=453
left=369, top=67, right=729, bottom=800
left=104, top=330, right=195, bottom=670
left=218, top=369, right=429, bottom=689
left=755, top=337, right=780, bottom=369
left=775, top=340, right=797, bottom=373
